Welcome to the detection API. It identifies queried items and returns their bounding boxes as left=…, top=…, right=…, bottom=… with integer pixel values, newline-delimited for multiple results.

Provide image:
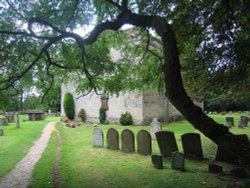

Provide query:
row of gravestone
left=93, top=127, right=204, bottom=161
left=93, top=128, right=152, bottom=155
left=225, top=116, right=249, bottom=128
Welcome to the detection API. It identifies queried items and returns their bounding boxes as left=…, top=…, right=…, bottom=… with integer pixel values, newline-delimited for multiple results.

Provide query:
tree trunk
left=122, top=12, right=250, bottom=165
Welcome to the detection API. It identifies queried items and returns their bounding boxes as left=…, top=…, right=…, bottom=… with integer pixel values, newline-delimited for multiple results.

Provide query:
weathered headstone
left=0, top=128, right=4, bottom=136
left=92, top=128, right=104, bottom=147
left=5, top=112, right=15, bottom=123
left=0, top=117, right=8, bottom=126
left=225, top=117, right=234, bottom=128
left=15, top=113, right=20, bottom=128
left=181, top=133, right=204, bottom=160
left=238, top=116, right=249, bottom=127
left=150, top=117, right=162, bottom=139
left=171, top=151, right=185, bottom=171
left=151, top=155, right=163, bottom=169
left=121, top=129, right=135, bottom=153
left=107, top=128, right=119, bottom=150
left=137, top=130, right=152, bottom=155
left=215, top=134, right=249, bottom=163
left=155, top=131, right=178, bottom=158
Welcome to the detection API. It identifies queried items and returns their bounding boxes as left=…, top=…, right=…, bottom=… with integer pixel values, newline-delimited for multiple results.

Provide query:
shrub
left=63, top=92, right=75, bottom=120
left=99, top=107, right=106, bottom=124
left=120, top=112, right=133, bottom=125
left=78, top=108, right=86, bottom=122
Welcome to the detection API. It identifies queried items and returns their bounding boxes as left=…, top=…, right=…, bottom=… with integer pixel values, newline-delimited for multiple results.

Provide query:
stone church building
left=61, top=83, right=193, bottom=124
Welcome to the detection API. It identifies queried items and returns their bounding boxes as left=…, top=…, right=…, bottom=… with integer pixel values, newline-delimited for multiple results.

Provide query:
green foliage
left=63, top=92, right=75, bottom=120
left=119, top=112, right=133, bottom=125
left=99, top=107, right=106, bottom=124
left=78, top=108, right=86, bottom=122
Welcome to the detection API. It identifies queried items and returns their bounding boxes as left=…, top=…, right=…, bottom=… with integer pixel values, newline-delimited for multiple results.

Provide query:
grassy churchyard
left=1, top=114, right=250, bottom=188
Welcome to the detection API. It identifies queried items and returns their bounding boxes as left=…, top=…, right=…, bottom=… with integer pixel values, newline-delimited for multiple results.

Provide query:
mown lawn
left=0, top=115, right=59, bottom=177
left=29, top=113, right=250, bottom=188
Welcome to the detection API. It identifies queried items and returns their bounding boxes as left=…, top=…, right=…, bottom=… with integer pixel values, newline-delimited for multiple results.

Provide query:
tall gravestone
left=225, top=117, right=234, bottom=128
left=92, top=128, right=104, bottom=147
left=121, top=129, right=135, bottom=153
left=181, top=133, right=204, bottom=160
left=137, top=130, right=152, bottom=155
left=107, top=128, right=119, bottom=150
left=15, top=113, right=20, bottom=128
left=171, top=151, right=185, bottom=171
left=0, top=129, right=4, bottom=136
left=155, top=131, right=178, bottom=158
left=150, top=118, right=162, bottom=140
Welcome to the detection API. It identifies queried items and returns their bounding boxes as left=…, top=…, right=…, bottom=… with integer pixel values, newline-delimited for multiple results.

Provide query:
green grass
left=0, top=115, right=59, bottom=177
left=29, top=113, right=250, bottom=188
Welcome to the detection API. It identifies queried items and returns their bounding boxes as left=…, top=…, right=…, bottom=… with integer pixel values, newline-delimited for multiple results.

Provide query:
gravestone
left=137, top=130, right=152, bottom=155
left=150, top=117, right=162, bottom=139
left=0, top=129, right=3, bottom=136
left=225, top=117, right=234, bottom=128
left=171, top=151, right=185, bottom=171
left=15, top=113, right=20, bottom=128
left=239, top=116, right=249, bottom=127
left=92, top=128, right=104, bottom=147
left=5, top=112, right=15, bottom=123
left=216, top=134, right=249, bottom=163
left=121, top=129, right=135, bottom=153
left=107, top=128, right=119, bottom=150
left=0, top=117, right=8, bottom=126
left=181, top=133, right=204, bottom=160
left=151, top=155, right=163, bottom=169
left=155, top=131, right=178, bottom=158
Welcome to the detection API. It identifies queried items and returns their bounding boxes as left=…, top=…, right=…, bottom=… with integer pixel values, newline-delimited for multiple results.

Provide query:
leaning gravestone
left=137, top=130, right=152, bottom=155
left=171, top=151, right=185, bottom=171
left=0, top=117, right=8, bottom=126
left=150, top=117, right=162, bottom=140
left=155, top=131, right=178, bottom=158
left=239, top=116, right=249, bottom=127
left=225, top=117, right=234, bottom=128
left=121, top=129, right=135, bottom=153
left=107, top=128, right=119, bottom=150
left=0, top=129, right=4, bottom=136
left=181, top=133, right=204, bottom=160
left=92, top=128, right=104, bottom=147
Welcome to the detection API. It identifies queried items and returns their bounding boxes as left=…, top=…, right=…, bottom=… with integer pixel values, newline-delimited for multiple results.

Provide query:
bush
left=99, top=107, right=106, bottom=124
left=63, top=92, right=75, bottom=120
left=120, top=112, right=133, bottom=125
left=78, top=108, right=86, bottom=122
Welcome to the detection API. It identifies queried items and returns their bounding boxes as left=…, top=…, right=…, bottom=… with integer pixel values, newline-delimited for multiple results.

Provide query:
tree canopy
left=1, top=0, right=250, bottom=164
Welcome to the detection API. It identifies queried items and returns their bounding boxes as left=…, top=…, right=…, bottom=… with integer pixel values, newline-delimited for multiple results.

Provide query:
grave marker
left=225, top=117, right=234, bottom=128
left=155, top=131, right=178, bottom=158
left=107, top=128, right=119, bottom=150
left=121, top=129, right=135, bottom=153
left=137, top=130, right=152, bottom=155
left=171, top=151, right=185, bottom=171
left=92, top=128, right=104, bottom=147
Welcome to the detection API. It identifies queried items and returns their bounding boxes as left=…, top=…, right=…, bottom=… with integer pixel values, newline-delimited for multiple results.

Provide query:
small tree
left=120, top=112, right=133, bottom=125
left=78, top=108, right=86, bottom=122
left=99, top=107, right=106, bottom=124
left=63, top=92, right=75, bottom=120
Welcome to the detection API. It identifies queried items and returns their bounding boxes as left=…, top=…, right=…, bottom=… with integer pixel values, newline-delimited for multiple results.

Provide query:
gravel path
left=0, top=121, right=57, bottom=188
